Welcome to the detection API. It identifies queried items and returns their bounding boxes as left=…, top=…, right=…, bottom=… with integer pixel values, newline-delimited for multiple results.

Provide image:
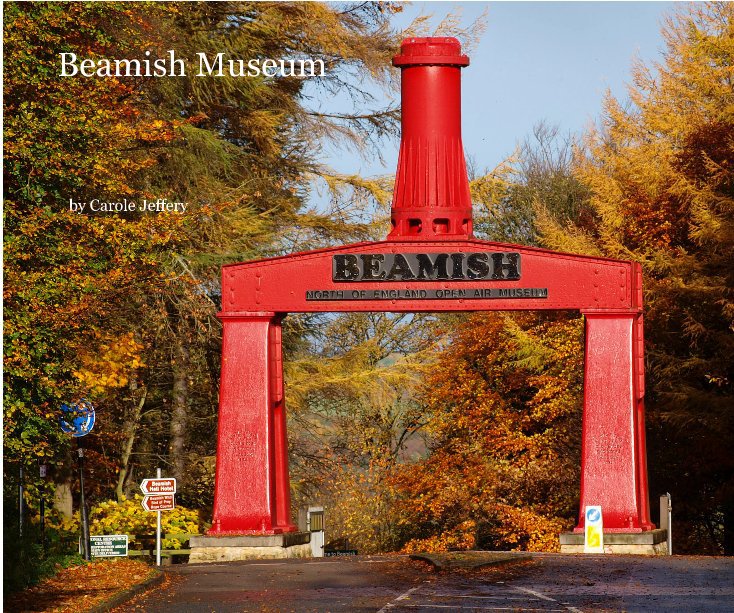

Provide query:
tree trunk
left=170, top=332, right=189, bottom=483
left=53, top=481, right=74, bottom=517
left=53, top=446, right=75, bottom=517
left=116, top=384, right=147, bottom=501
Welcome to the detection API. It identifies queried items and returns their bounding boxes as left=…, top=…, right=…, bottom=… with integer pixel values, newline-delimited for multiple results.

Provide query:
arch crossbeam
left=220, top=239, right=642, bottom=314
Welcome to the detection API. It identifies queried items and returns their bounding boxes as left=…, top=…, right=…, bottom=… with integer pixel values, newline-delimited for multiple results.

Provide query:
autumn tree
left=4, top=0, right=413, bottom=518
left=285, top=312, right=439, bottom=553
left=116, top=1, right=408, bottom=496
left=2, top=6, right=205, bottom=590
left=390, top=312, right=584, bottom=552
left=3, top=2, right=186, bottom=504
left=536, top=2, right=734, bottom=553
left=471, top=122, right=590, bottom=246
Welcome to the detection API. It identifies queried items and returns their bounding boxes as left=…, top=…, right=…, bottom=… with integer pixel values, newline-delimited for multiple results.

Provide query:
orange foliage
left=391, top=312, right=584, bottom=552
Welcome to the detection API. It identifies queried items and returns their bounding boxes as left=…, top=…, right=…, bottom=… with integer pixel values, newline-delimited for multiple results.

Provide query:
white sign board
left=140, top=478, right=176, bottom=495
left=584, top=505, right=604, bottom=553
left=142, top=494, right=176, bottom=511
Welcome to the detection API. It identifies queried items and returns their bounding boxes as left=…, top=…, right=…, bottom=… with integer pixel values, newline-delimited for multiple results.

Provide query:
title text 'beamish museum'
left=59, top=50, right=325, bottom=78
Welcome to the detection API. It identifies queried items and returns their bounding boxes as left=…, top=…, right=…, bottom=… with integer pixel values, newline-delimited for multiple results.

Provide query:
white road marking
left=513, top=586, right=583, bottom=612
left=513, top=586, right=558, bottom=602
left=377, top=585, right=423, bottom=612
left=384, top=584, right=579, bottom=612
left=396, top=586, right=423, bottom=601
left=426, top=593, right=538, bottom=600
left=401, top=607, right=564, bottom=611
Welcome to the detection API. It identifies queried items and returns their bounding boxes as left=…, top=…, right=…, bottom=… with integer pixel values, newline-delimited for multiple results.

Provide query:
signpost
left=584, top=506, right=604, bottom=553
left=90, top=535, right=128, bottom=557
left=59, top=399, right=95, bottom=561
left=142, top=494, right=175, bottom=511
left=140, top=471, right=176, bottom=566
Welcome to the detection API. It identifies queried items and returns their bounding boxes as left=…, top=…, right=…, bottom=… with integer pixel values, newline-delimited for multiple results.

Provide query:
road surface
left=115, top=552, right=734, bottom=612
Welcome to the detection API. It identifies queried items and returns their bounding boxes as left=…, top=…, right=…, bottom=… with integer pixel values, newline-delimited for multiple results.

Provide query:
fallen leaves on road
left=5, top=559, right=158, bottom=613
left=409, top=551, right=531, bottom=571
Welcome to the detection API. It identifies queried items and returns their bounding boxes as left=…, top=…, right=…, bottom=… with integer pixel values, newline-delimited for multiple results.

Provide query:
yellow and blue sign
left=584, top=505, right=604, bottom=553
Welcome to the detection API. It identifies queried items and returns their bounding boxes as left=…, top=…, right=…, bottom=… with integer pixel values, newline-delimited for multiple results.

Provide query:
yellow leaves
left=533, top=202, right=603, bottom=257
left=73, top=332, right=144, bottom=397
left=401, top=522, right=477, bottom=554
left=322, top=173, right=394, bottom=208
left=319, top=459, right=403, bottom=555
left=470, top=156, right=520, bottom=210
left=131, top=118, right=181, bottom=144
left=570, top=3, right=734, bottom=257
left=494, top=505, right=569, bottom=552
left=47, top=495, right=206, bottom=548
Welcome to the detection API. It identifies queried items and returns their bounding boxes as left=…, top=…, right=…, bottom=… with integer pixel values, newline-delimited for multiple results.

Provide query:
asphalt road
left=115, top=553, right=734, bottom=613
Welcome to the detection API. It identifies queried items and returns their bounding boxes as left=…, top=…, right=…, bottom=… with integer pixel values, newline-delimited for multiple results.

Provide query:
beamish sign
left=332, top=252, right=521, bottom=282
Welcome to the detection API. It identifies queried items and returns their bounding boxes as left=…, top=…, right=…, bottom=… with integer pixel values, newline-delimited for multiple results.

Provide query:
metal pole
left=78, top=442, right=91, bottom=561
left=667, top=492, right=672, bottom=555
left=156, top=467, right=161, bottom=567
left=40, top=464, right=48, bottom=554
left=19, top=465, right=24, bottom=539
left=40, top=497, right=46, bottom=552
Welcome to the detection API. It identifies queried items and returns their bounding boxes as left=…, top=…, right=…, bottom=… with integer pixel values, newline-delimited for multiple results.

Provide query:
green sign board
left=90, top=534, right=128, bottom=557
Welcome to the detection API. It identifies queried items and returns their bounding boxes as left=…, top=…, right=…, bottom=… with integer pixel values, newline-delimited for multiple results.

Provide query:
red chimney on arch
left=388, top=37, right=473, bottom=240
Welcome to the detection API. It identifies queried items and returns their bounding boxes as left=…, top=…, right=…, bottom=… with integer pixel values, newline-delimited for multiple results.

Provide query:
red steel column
left=270, top=316, right=298, bottom=532
left=577, top=312, right=654, bottom=532
left=209, top=313, right=280, bottom=534
left=631, top=263, right=653, bottom=530
left=633, top=312, right=653, bottom=530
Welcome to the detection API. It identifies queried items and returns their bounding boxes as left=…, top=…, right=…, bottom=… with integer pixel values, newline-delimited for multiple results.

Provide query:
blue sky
left=313, top=1, right=674, bottom=185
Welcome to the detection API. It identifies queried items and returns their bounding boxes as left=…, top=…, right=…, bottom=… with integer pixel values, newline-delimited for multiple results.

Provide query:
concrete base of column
left=559, top=529, right=668, bottom=555
left=189, top=532, right=312, bottom=563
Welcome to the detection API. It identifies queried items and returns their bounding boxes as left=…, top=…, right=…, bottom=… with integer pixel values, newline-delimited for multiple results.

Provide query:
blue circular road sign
left=59, top=399, right=95, bottom=437
left=586, top=507, right=601, bottom=523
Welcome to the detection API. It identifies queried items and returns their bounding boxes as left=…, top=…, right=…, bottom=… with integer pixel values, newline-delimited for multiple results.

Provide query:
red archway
left=208, top=38, right=655, bottom=539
